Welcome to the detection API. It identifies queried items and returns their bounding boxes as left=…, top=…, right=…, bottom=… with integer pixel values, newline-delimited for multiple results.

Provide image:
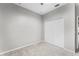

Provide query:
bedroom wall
left=0, top=3, right=42, bottom=53
left=43, top=4, right=75, bottom=53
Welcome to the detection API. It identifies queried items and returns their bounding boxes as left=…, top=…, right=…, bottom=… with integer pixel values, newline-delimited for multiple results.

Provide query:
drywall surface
left=43, top=4, right=75, bottom=52
left=0, top=3, right=42, bottom=53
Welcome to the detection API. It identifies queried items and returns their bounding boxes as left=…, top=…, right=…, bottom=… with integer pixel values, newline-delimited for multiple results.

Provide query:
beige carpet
left=1, top=42, right=76, bottom=56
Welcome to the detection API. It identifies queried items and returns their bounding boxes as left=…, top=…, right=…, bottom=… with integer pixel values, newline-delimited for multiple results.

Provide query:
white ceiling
left=15, top=3, right=66, bottom=15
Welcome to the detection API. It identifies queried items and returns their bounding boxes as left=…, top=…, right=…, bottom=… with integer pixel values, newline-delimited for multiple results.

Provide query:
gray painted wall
left=0, top=3, right=42, bottom=53
left=43, top=4, right=75, bottom=52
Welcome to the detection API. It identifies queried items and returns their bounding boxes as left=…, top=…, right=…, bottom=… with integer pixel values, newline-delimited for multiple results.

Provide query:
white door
left=45, top=18, right=64, bottom=48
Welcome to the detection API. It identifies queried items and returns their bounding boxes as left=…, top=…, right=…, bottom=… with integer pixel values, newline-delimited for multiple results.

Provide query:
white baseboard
left=0, top=40, right=75, bottom=55
left=0, top=40, right=41, bottom=55
left=45, top=41, right=75, bottom=54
